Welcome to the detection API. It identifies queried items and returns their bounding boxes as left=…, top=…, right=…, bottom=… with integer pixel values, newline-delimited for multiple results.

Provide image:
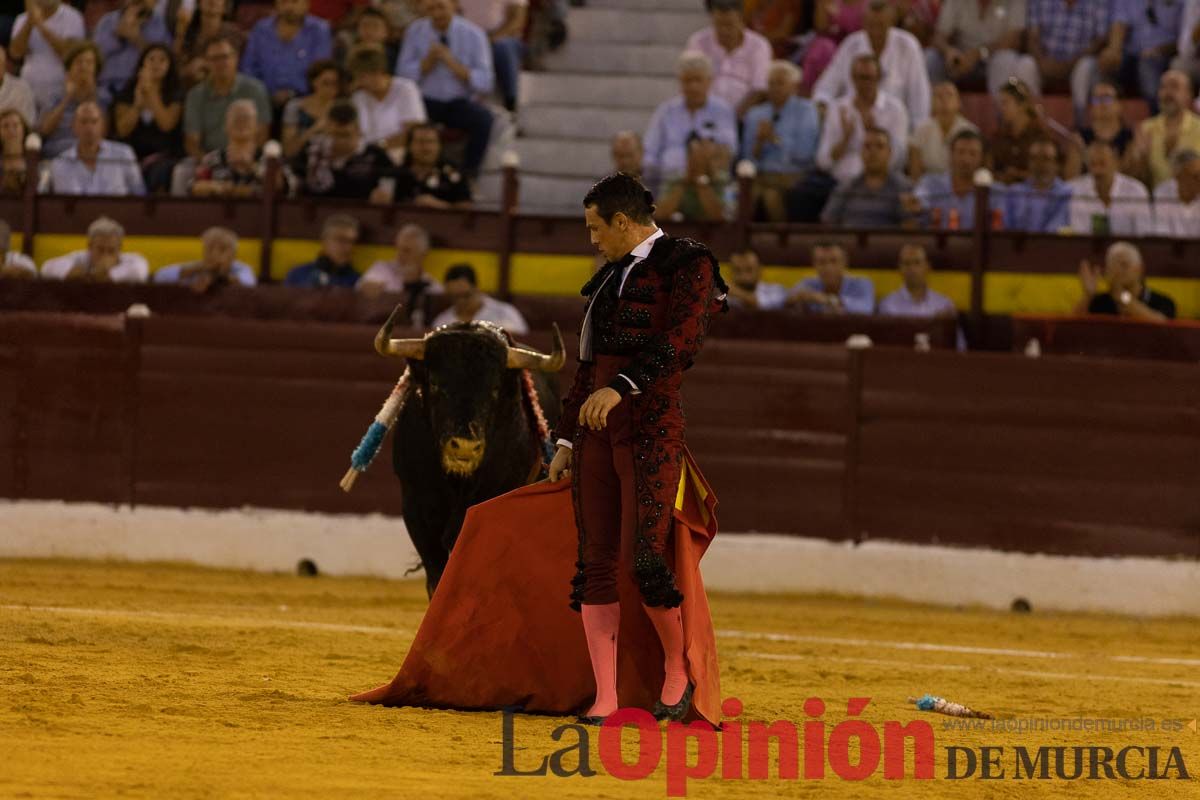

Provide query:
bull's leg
left=402, top=508, right=450, bottom=599
left=439, top=509, right=468, bottom=556
left=423, top=552, right=448, bottom=598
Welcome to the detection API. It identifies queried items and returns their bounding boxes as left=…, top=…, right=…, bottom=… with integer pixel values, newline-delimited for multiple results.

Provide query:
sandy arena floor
left=2, top=558, right=1197, bottom=799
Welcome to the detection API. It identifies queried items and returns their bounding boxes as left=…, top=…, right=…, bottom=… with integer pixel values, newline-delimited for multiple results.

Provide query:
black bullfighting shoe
left=652, top=682, right=694, bottom=723
left=575, top=714, right=608, bottom=726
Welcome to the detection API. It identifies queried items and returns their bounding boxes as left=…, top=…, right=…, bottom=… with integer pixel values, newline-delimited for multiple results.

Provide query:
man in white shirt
left=0, top=219, right=38, bottom=279
left=724, top=248, right=786, bottom=310
left=1068, top=139, right=1153, bottom=236
left=9, top=0, right=86, bottom=115
left=684, top=0, right=772, bottom=115
left=40, top=216, right=149, bottom=282
left=1153, top=147, right=1200, bottom=237
left=813, top=0, right=930, bottom=128
left=430, top=262, right=528, bottom=335
left=816, top=53, right=908, bottom=184
left=0, top=45, right=36, bottom=126
left=348, top=46, right=426, bottom=151
left=360, top=223, right=445, bottom=327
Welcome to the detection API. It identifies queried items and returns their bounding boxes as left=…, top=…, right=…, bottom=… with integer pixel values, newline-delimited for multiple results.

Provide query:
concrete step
left=520, top=105, right=652, bottom=141
left=514, top=137, right=612, bottom=179
left=590, top=0, right=703, bottom=11
left=517, top=173, right=597, bottom=213
left=543, top=41, right=680, bottom=76
left=519, top=72, right=677, bottom=110
left=567, top=7, right=706, bottom=45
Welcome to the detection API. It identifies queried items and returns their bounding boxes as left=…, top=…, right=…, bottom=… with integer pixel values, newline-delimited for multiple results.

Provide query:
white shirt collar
left=630, top=228, right=664, bottom=262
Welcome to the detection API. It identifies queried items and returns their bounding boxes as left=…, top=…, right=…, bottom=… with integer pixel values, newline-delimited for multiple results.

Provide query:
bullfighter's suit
left=555, top=228, right=728, bottom=722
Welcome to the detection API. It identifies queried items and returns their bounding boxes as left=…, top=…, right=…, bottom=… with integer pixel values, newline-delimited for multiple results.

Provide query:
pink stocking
left=643, top=604, right=688, bottom=705
left=581, top=602, right=620, bottom=717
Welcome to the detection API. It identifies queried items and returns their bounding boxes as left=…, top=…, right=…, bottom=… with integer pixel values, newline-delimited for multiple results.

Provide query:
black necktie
left=601, top=252, right=636, bottom=300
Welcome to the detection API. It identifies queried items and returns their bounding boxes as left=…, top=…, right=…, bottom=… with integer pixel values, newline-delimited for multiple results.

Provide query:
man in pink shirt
left=686, top=0, right=771, bottom=115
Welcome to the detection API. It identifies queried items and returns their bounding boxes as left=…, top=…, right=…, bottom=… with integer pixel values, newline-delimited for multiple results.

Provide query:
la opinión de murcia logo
left=496, top=697, right=1192, bottom=796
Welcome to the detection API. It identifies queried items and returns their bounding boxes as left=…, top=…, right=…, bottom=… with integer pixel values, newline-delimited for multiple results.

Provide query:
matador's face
left=584, top=205, right=627, bottom=264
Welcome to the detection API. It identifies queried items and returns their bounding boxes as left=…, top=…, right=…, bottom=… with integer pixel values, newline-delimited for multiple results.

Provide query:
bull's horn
left=506, top=323, right=565, bottom=372
left=374, top=304, right=426, bottom=360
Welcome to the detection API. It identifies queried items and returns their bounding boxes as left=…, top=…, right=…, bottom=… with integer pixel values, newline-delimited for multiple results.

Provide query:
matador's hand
left=548, top=445, right=572, bottom=482
left=579, top=387, right=622, bottom=431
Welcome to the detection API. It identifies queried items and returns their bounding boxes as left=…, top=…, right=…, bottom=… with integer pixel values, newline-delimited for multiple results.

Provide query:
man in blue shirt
left=913, top=128, right=984, bottom=229
left=642, top=50, right=738, bottom=193
left=154, top=227, right=258, bottom=291
left=242, top=0, right=333, bottom=112
left=93, top=0, right=172, bottom=97
left=787, top=241, right=875, bottom=315
left=1002, top=137, right=1072, bottom=233
left=741, top=59, right=819, bottom=221
left=284, top=214, right=362, bottom=288
left=397, top=0, right=494, bottom=177
left=45, top=101, right=146, bottom=196
left=878, top=243, right=957, bottom=318
left=1108, top=0, right=1183, bottom=115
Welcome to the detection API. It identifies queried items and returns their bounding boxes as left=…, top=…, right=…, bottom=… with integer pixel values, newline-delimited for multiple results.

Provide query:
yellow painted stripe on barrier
left=22, top=234, right=1200, bottom=318
left=983, top=273, right=1200, bottom=318
left=509, top=253, right=596, bottom=295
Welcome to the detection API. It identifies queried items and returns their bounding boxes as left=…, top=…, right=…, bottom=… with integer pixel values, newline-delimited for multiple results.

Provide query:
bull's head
left=375, top=307, right=564, bottom=477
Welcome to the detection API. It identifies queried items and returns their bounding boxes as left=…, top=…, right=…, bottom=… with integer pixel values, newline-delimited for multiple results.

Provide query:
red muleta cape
left=349, top=452, right=722, bottom=726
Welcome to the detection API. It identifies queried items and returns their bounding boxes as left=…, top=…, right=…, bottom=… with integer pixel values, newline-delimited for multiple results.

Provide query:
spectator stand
left=8, top=149, right=1200, bottom=351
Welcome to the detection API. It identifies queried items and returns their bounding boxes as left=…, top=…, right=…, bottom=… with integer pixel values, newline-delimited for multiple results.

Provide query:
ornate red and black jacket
left=557, top=234, right=728, bottom=609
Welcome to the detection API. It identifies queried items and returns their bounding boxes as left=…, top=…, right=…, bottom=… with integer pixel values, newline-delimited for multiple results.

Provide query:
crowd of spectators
left=0, top=0, right=1197, bottom=238
left=723, top=238, right=1175, bottom=322
left=629, top=0, right=1200, bottom=241
left=0, top=0, right=575, bottom=205
left=6, top=208, right=531, bottom=328
left=0, top=0, right=1190, bottom=330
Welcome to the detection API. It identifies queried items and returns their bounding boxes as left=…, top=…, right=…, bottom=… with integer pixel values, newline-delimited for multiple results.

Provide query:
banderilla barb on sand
left=909, top=693, right=994, bottom=719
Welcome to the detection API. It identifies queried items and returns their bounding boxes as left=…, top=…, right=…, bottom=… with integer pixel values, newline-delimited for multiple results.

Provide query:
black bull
left=375, top=316, right=564, bottom=596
